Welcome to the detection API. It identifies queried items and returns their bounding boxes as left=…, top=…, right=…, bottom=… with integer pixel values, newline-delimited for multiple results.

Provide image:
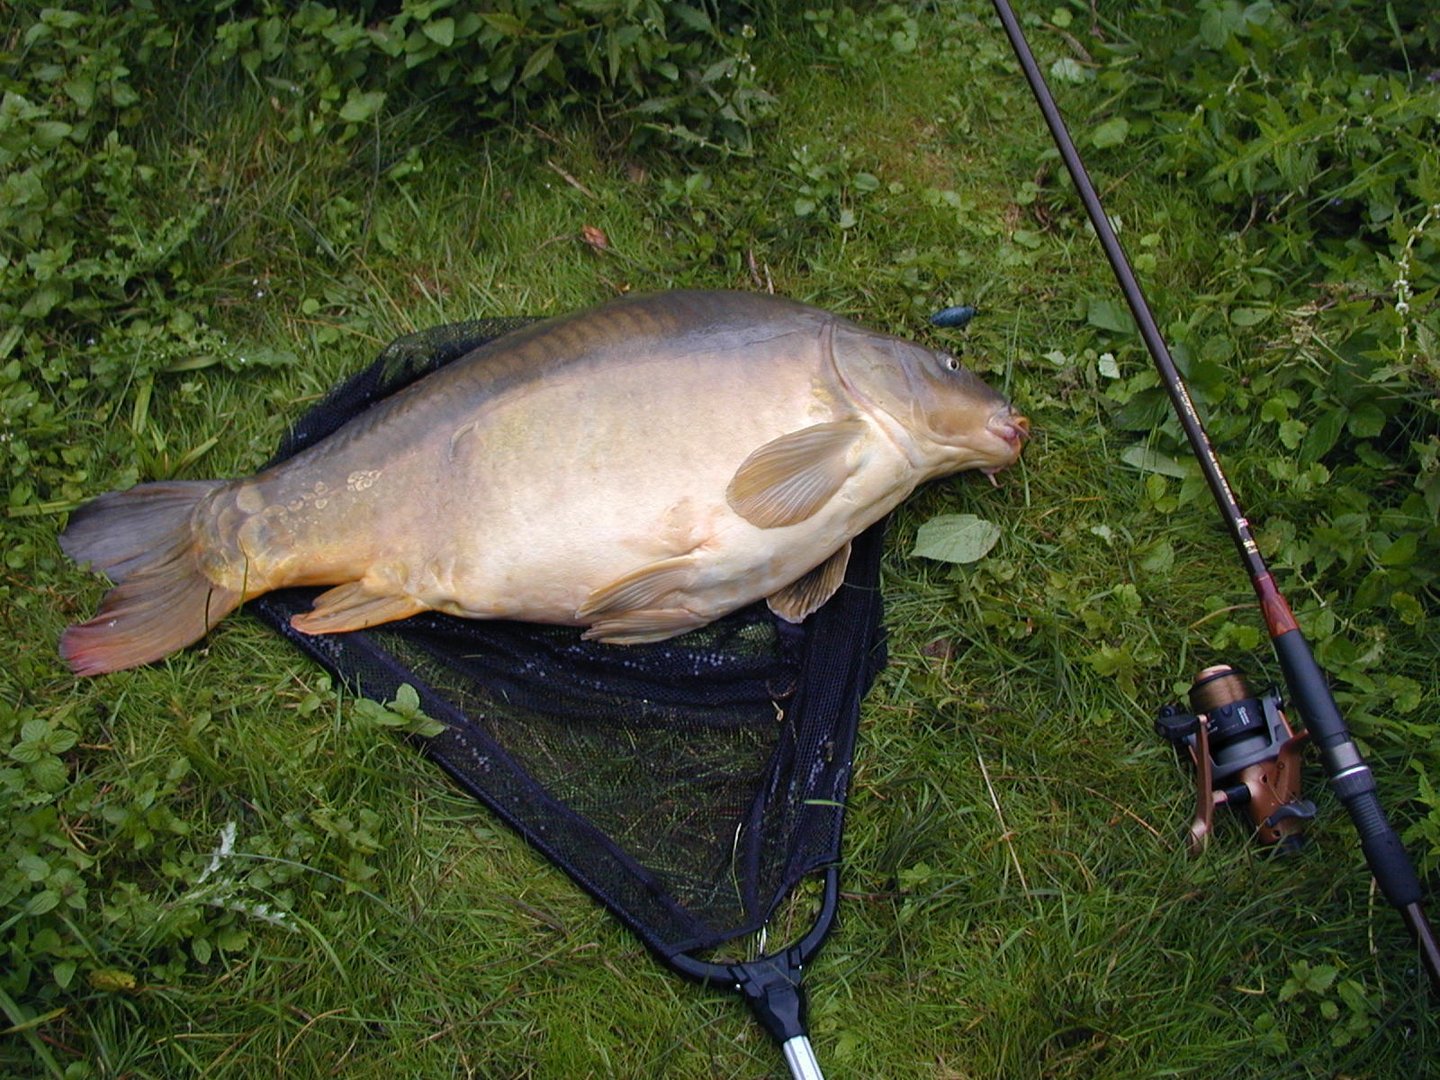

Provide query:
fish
left=59, top=289, right=1028, bottom=675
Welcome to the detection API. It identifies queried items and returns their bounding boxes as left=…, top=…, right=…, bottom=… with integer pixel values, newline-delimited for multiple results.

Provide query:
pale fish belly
left=426, top=412, right=916, bottom=628
left=400, top=348, right=875, bottom=625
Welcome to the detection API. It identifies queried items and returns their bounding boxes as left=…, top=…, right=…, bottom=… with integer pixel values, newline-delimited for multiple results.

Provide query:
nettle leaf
left=911, top=514, right=1002, bottom=564
left=481, top=12, right=526, bottom=36
left=520, top=41, right=555, bottom=83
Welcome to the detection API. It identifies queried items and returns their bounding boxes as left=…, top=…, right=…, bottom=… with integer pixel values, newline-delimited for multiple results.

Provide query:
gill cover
left=830, top=323, right=1009, bottom=446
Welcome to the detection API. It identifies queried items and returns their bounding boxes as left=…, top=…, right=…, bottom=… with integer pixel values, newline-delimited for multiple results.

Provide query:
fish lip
left=977, top=409, right=1029, bottom=483
left=989, top=409, right=1030, bottom=449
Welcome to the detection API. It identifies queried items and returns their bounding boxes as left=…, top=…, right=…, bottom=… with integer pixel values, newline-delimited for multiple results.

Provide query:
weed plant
left=2, top=1, right=1437, bottom=1077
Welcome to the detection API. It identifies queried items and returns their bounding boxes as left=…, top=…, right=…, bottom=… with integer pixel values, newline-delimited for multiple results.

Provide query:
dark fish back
left=273, top=291, right=831, bottom=470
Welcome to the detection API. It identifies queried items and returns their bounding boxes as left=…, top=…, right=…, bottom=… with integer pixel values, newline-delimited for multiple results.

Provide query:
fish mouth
left=979, top=408, right=1029, bottom=483
left=990, top=409, right=1030, bottom=449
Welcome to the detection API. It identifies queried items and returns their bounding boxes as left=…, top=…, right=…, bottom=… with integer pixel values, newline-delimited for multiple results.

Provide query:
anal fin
left=766, top=540, right=852, bottom=624
left=290, top=582, right=428, bottom=634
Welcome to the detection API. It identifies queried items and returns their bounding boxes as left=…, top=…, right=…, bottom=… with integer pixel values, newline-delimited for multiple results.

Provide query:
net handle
left=782, top=1036, right=825, bottom=1080
left=667, top=865, right=839, bottom=1064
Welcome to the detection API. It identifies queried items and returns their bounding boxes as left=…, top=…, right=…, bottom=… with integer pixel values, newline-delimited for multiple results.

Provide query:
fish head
left=832, top=326, right=1029, bottom=476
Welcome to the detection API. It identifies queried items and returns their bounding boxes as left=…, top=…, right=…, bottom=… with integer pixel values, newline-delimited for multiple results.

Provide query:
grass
left=4, top=2, right=1438, bottom=1077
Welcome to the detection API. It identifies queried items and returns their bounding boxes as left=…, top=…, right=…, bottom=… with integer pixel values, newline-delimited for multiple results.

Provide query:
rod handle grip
left=1349, top=786, right=1425, bottom=910
left=1272, top=630, right=1423, bottom=909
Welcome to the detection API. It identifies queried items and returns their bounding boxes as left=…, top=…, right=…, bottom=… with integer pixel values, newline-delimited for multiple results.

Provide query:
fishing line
left=989, top=0, right=1440, bottom=991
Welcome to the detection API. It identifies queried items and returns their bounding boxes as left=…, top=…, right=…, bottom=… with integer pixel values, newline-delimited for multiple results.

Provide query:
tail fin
left=60, top=481, right=243, bottom=675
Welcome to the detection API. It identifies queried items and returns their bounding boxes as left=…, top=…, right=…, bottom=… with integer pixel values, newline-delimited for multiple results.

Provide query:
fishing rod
left=989, top=0, right=1440, bottom=991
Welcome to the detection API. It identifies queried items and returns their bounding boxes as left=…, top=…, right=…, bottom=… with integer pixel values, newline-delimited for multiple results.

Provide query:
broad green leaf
left=1087, top=296, right=1136, bottom=335
left=1050, top=57, right=1087, bottom=84
left=26, top=889, right=60, bottom=916
left=423, top=17, right=455, bottom=48
left=338, top=89, right=386, bottom=123
left=520, top=41, right=555, bottom=83
left=911, top=514, right=1002, bottom=564
left=1377, top=532, right=1417, bottom=567
left=1091, top=117, right=1130, bottom=148
left=1300, top=408, right=1344, bottom=463
left=1230, top=307, right=1269, bottom=326
left=481, top=12, right=526, bottom=36
left=30, top=757, right=67, bottom=791
left=222, top=346, right=298, bottom=371
left=1391, top=591, right=1424, bottom=626
left=31, top=121, right=73, bottom=148
left=671, top=5, right=712, bottom=32
left=394, top=683, right=420, bottom=715
left=1139, top=539, right=1175, bottom=576
left=217, top=927, right=251, bottom=952
left=1347, top=403, right=1385, bottom=438
left=1120, top=444, right=1189, bottom=478
left=1261, top=397, right=1289, bottom=423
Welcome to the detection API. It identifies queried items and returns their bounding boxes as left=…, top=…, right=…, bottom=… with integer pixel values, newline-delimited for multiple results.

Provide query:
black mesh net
left=248, top=317, right=888, bottom=965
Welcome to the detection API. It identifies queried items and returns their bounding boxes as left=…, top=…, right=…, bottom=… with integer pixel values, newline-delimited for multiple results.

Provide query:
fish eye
left=940, top=353, right=960, bottom=372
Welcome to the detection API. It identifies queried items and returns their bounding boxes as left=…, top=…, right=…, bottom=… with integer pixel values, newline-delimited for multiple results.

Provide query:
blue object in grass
left=930, top=305, right=977, bottom=328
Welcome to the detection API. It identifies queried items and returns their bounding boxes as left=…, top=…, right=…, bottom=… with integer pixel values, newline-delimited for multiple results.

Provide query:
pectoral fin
left=291, top=582, right=428, bottom=634
left=726, top=420, right=865, bottom=528
left=766, top=541, right=851, bottom=623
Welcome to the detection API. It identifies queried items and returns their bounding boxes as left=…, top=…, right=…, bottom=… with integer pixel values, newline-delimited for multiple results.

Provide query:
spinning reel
left=1155, top=665, right=1316, bottom=854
